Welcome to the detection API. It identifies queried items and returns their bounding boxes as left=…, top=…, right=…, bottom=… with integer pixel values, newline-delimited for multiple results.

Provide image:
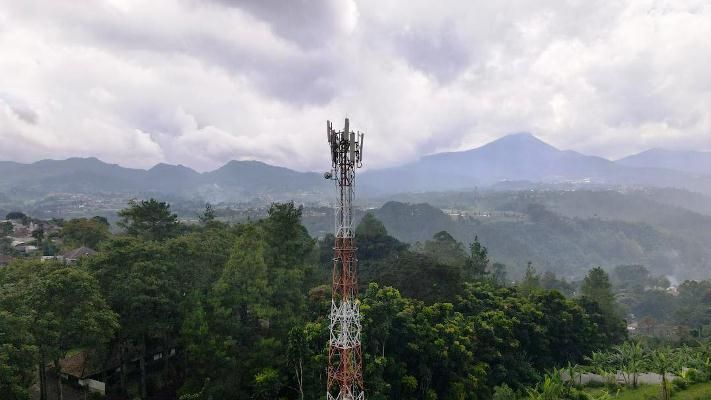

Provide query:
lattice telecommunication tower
left=324, top=118, right=365, bottom=400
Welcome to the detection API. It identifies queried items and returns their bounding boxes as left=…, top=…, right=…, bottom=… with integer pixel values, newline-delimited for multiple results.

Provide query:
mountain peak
left=482, top=132, right=557, bottom=151
left=502, top=131, right=536, bottom=139
left=149, top=162, right=195, bottom=171
left=224, top=159, right=264, bottom=166
left=218, top=159, right=275, bottom=170
left=148, top=163, right=199, bottom=178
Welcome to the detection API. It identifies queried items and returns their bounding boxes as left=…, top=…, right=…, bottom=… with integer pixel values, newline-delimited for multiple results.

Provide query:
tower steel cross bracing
left=325, top=118, right=365, bottom=400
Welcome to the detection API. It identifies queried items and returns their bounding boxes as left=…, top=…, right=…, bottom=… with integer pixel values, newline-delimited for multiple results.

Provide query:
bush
left=89, top=392, right=104, bottom=400
left=672, top=377, right=689, bottom=391
left=493, top=384, right=518, bottom=400
left=585, top=380, right=605, bottom=388
left=569, top=389, right=593, bottom=400
left=684, top=368, right=707, bottom=384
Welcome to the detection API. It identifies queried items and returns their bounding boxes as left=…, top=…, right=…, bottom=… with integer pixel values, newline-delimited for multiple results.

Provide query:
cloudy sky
left=1, top=0, right=710, bottom=172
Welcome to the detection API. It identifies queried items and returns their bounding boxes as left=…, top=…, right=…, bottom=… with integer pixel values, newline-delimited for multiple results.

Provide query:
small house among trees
left=63, top=246, right=97, bottom=264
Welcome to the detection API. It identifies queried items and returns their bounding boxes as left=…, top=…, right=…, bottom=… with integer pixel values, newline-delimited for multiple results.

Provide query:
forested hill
left=0, top=158, right=327, bottom=202
left=303, top=194, right=711, bottom=281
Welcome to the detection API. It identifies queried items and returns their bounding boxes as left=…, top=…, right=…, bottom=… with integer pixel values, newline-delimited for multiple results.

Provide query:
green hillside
left=349, top=196, right=710, bottom=281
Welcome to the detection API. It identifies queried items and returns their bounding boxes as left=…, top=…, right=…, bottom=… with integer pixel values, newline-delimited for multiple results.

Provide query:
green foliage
left=0, top=261, right=118, bottom=398
left=520, top=262, right=542, bottom=293
left=465, top=235, right=489, bottom=280
left=177, top=203, right=315, bottom=399
left=580, top=267, right=626, bottom=345
left=575, top=297, right=627, bottom=346
left=578, top=341, right=711, bottom=400
left=357, top=213, right=388, bottom=238
left=84, top=235, right=184, bottom=398
left=358, top=279, right=620, bottom=399
left=581, top=268, right=615, bottom=310
left=356, top=213, right=408, bottom=262
left=253, top=367, right=282, bottom=400
left=646, top=347, right=680, bottom=400
left=62, top=217, right=110, bottom=249
left=526, top=372, right=565, bottom=400
left=198, top=203, right=216, bottom=224
left=493, top=384, right=519, bottom=400
left=633, top=289, right=678, bottom=321
left=355, top=213, right=409, bottom=289
left=491, top=262, right=508, bottom=286
left=0, top=310, right=37, bottom=400
left=0, top=200, right=635, bottom=399
left=612, top=265, right=651, bottom=290
left=117, top=198, right=179, bottom=241
left=376, top=251, right=463, bottom=303
left=540, top=271, right=575, bottom=297
left=367, top=198, right=709, bottom=280
left=419, top=230, right=468, bottom=268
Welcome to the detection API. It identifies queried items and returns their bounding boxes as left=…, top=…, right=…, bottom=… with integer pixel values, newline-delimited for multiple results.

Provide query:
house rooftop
left=63, top=246, right=97, bottom=260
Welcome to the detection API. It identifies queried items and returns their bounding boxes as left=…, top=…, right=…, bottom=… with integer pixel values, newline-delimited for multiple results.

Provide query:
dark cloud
left=393, top=23, right=474, bottom=83
left=211, top=0, right=353, bottom=48
left=0, top=94, right=38, bottom=124
left=10, top=105, right=38, bottom=124
left=1, top=0, right=710, bottom=171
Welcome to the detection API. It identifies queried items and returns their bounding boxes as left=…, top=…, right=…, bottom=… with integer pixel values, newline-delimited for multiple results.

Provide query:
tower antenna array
left=324, top=118, right=365, bottom=400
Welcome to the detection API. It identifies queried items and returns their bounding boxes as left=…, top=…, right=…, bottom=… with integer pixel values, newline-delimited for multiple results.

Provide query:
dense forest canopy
left=0, top=199, right=635, bottom=400
left=4, top=199, right=711, bottom=399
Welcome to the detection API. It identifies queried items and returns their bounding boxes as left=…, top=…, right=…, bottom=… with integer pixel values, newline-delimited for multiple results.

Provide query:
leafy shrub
left=493, top=384, right=518, bottom=400
left=585, top=380, right=605, bottom=388
left=672, top=377, right=689, bottom=391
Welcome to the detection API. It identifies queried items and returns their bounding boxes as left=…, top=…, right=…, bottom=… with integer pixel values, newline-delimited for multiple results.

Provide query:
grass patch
left=585, top=385, right=657, bottom=399
left=673, top=382, right=711, bottom=399
left=584, top=382, right=711, bottom=399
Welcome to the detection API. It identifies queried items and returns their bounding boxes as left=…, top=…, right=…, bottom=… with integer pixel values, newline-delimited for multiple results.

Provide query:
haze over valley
left=4, top=133, right=711, bottom=282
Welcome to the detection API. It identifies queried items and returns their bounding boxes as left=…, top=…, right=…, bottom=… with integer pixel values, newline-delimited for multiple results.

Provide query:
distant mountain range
left=360, top=133, right=711, bottom=194
left=617, top=148, right=711, bottom=176
left=2, top=133, right=711, bottom=201
left=0, top=158, right=327, bottom=203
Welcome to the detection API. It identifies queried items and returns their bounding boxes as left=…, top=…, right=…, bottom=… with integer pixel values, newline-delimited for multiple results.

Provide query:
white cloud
left=0, top=0, right=710, bottom=172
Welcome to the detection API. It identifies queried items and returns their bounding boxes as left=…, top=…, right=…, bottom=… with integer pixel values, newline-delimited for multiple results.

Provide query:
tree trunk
left=120, top=341, right=127, bottom=395
left=163, top=337, right=173, bottom=385
left=39, top=349, right=47, bottom=400
left=54, top=359, right=63, bottom=400
left=140, top=335, right=148, bottom=399
left=295, top=358, right=304, bottom=400
left=661, top=374, right=669, bottom=400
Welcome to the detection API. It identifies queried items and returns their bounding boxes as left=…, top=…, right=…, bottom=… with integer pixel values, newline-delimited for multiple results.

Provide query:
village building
left=63, top=246, right=98, bottom=263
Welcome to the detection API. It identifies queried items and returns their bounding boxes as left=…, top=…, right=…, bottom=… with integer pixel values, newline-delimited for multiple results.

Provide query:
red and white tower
left=325, top=118, right=365, bottom=400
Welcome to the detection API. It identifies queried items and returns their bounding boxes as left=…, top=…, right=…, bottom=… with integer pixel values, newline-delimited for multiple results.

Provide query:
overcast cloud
left=1, top=0, right=710, bottom=171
